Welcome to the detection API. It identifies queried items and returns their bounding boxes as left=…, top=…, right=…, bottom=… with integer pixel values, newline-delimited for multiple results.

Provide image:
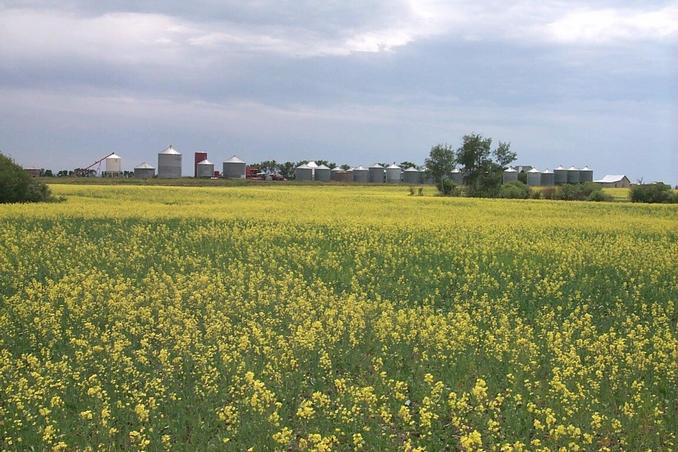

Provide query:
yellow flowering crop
left=0, top=183, right=676, bottom=450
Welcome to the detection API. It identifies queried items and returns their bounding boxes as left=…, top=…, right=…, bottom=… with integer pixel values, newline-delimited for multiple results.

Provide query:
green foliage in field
left=0, top=153, right=55, bottom=203
left=0, top=185, right=676, bottom=450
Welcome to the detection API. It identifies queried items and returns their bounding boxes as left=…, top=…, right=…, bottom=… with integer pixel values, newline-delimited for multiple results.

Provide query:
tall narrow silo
left=295, top=164, right=313, bottom=181
left=368, top=164, right=384, bottom=183
left=315, top=164, right=331, bottom=181
left=580, top=166, right=593, bottom=183
left=158, top=145, right=182, bottom=178
left=527, top=168, right=541, bottom=186
left=541, top=168, right=555, bottom=186
left=567, top=166, right=580, bottom=184
left=105, top=153, right=122, bottom=176
left=403, top=167, right=421, bottom=184
left=385, top=164, right=401, bottom=183
left=503, top=167, right=518, bottom=183
left=134, top=162, right=155, bottom=178
left=451, top=168, right=464, bottom=185
left=197, top=159, right=214, bottom=178
left=223, top=156, right=246, bottom=179
left=554, top=165, right=568, bottom=185
left=353, top=166, right=369, bottom=183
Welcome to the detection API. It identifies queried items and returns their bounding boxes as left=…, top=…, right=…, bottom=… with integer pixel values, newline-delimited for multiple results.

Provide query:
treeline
left=0, top=153, right=59, bottom=203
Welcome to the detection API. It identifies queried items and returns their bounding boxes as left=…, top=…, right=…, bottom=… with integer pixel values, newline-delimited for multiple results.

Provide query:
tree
left=277, top=162, right=296, bottom=180
left=315, top=160, right=336, bottom=169
left=399, top=161, right=418, bottom=170
left=340, top=164, right=351, bottom=170
left=0, top=153, right=55, bottom=203
left=455, top=133, right=516, bottom=197
left=424, top=144, right=456, bottom=194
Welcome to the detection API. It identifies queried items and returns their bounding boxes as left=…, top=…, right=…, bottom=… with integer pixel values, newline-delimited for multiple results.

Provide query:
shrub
left=436, top=178, right=459, bottom=196
left=541, top=187, right=556, bottom=200
left=630, top=183, right=678, bottom=203
left=587, top=189, right=613, bottom=202
left=0, top=153, right=56, bottom=203
left=500, top=181, right=531, bottom=199
left=555, top=182, right=605, bottom=201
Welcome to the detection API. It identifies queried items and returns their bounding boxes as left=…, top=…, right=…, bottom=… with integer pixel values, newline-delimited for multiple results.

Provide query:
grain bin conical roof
left=225, top=155, right=244, bottom=163
left=135, top=161, right=155, bottom=169
left=160, top=145, right=181, bottom=155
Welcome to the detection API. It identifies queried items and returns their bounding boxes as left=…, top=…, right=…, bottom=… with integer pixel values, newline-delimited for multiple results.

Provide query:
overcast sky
left=1, top=1, right=676, bottom=183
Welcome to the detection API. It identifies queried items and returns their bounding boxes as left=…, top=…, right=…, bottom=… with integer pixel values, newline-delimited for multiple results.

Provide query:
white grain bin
left=502, top=167, right=518, bottom=183
left=567, top=166, right=580, bottom=184
left=368, top=164, right=385, bottom=183
left=451, top=168, right=464, bottom=185
left=554, top=165, right=568, bottom=185
left=541, top=168, right=555, bottom=186
left=158, top=145, right=182, bottom=178
left=527, top=168, right=541, bottom=186
left=580, top=165, right=593, bottom=183
left=385, top=164, right=402, bottom=183
left=197, top=159, right=214, bottom=178
left=295, top=164, right=313, bottom=181
left=403, top=167, right=421, bottom=184
left=105, top=153, right=122, bottom=174
left=223, top=155, right=246, bottom=179
left=134, top=162, right=155, bottom=178
left=352, top=166, right=369, bottom=183
left=314, top=164, right=331, bottom=182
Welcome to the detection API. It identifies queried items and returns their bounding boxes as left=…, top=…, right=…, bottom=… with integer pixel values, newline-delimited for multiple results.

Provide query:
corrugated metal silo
left=421, top=168, right=434, bottom=185
left=503, top=167, right=518, bottom=183
left=134, top=162, right=155, bottom=178
left=295, top=164, right=313, bottom=181
left=330, top=167, right=347, bottom=181
left=580, top=166, right=593, bottom=183
left=353, top=166, right=369, bottom=183
left=194, top=152, right=207, bottom=178
left=554, top=165, right=568, bottom=185
left=105, top=153, right=122, bottom=174
left=527, top=168, right=541, bottom=186
left=368, top=164, right=384, bottom=183
left=567, top=166, right=580, bottom=184
left=223, top=155, right=246, bottom=179
left=385, top=164, right=401, bottom=183
left=158, top=145, right=182, bottom=178
left=403, top=167, right=421, bottom=184
left=541, top=168, right=555, bottom=186
left=197, top=159, right=214, bottom=178
left=315, top=164, right=331, bottom=181
left=451, top=168, right=464, bottom=185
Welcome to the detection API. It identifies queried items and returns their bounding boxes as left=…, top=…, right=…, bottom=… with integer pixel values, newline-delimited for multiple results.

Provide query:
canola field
left=1, top=184, right=676, bottom=451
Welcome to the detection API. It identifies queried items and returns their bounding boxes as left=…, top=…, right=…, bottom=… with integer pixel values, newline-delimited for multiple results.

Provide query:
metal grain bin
left=197, top=159, right=214, bottom=178
left=315, top=164, right=331, bottom=181
left=567, top=166, right=580, bottom=184
left=541, top=168, right=555, bottom=186
left=554, top=165, right=568, bottom=185
left=158, top=145, right=182, bottom=178
left=295, top=164, right=313, bottom=181
left=331, top=167, right=350, bottom=182
left=502, top=167, right=518, bottom=183
left=223, top=155, right=246, bottom=179
left=368, top=164, right=384, bottom=183
left=403, top=167, right=421, bottom=184
left=421, top=168, right=434, bottom=185
left=527, top=168, right=541, bottom=186
left=353, top=166, right=369, bottom=183
left=385, top=164, right=401, bottom=183
left=451, top=168, right=464, bottom=185
left=580, top=165, right=593, bottom=183
left=105, top=153, right=122, bottom=174
left=134, top=162, right=155, bottom=178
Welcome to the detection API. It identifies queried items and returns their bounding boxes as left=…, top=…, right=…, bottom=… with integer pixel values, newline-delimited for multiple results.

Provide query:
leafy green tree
left=0, top=153, right=55, bottom=203
left=276, top=162, right=296, bottom=180
left=630, top=183, right=678, bottom=203
left=315, top=160, right=336, bottom=169
left=455, top=133, right=516, bottom=197
left=425, top=144, right=456, bottom=194
left=257, top=160, right=278, bottom=173
left=340, top=164, right=351, bottom=170
left=399, top=161, right=417, bottom=170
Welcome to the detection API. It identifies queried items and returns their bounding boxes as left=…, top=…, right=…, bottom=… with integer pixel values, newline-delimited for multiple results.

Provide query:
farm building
left=223, top=156, right=246, bottom=179
left=315, top=164, right=331, bottom=181
left=158, top=145, right=182, bottom=178
left=196, top=159, right=214, bottom=178
left=295, top=164, right=313, bottom=181
left=134, top=162, right=155, bottom=178
left=595, top=175, right=631, bottom=188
